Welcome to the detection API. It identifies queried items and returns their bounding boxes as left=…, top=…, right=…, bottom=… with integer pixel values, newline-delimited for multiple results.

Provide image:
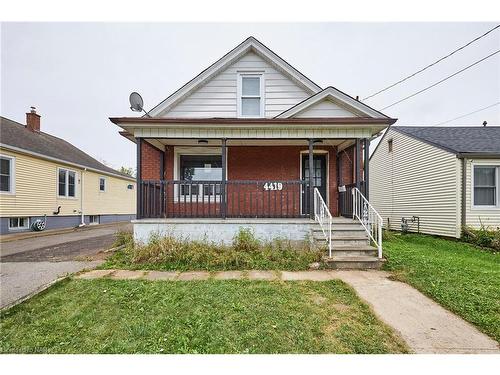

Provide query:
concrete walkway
left=75, top=268, right=499, bottom=354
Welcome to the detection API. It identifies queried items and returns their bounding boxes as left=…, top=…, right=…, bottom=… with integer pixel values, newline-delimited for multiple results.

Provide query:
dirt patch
left=1, top=235, right=115, bottom=262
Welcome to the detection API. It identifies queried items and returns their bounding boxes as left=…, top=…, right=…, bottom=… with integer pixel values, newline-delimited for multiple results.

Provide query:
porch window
left=473, top=166, right=498, bottom=206
left=238, top=74, right=263, bottom=117
left=0, top=155, right=14, bottom=193
left=58, top=168, right=76, bottom=197
left=179, top=155, right=222, bottom=197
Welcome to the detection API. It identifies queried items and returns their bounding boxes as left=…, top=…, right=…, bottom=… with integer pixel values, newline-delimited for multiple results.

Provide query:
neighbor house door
left=301, top=154, right=327, bottom=215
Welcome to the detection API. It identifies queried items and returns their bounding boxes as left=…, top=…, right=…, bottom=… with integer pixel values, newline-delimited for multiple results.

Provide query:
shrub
left=461, top=224, right=500, bottom=252
left=104, top=228, right=323, bottom=271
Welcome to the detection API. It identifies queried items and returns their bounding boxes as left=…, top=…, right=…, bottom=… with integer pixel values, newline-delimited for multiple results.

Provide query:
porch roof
left=111, top=116, right=396, bottom=143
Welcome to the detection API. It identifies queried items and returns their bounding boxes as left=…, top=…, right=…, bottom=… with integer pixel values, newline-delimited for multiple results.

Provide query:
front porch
left=135, top=137, right=369, bottom=220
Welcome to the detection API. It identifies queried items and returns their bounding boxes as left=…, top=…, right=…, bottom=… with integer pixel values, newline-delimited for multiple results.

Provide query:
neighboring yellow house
left=0, top=109, right=136, bottom=234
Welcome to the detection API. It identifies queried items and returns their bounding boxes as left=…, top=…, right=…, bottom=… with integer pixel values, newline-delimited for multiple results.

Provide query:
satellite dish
left=129, top=92, right=144, bottom=112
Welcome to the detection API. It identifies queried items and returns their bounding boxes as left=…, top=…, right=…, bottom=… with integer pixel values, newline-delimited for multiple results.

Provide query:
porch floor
left=132, top=217, right=355, bottom=224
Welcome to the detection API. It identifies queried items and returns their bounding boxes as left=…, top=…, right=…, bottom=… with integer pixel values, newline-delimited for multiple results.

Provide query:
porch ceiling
left=154, top=138, right=347, bottom=147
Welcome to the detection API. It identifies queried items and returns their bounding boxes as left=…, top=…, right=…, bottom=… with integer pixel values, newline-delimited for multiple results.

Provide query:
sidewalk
left=75, top=268, right=500, bottom=354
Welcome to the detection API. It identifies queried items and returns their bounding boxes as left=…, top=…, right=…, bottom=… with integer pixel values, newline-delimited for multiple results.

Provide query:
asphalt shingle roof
left=393, top=126, right=500, bottom=155
left=0, top=116, right=133, bottom=179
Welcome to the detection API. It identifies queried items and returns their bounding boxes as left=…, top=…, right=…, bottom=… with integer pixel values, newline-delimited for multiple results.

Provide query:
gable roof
left=148, top=36, right=322, bottom=117
left=0, top=116, right=134, bottom=180
left=393, top=126, right=500, bottom=156
left=276, top=87, right=391, bottom=119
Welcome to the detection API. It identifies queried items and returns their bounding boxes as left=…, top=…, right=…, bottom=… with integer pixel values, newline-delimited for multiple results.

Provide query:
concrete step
left=312, top=228, right=366, bottom=235
left=322, top=256, right=385, bottom=270
left=327, top=245, right=378, bottom=257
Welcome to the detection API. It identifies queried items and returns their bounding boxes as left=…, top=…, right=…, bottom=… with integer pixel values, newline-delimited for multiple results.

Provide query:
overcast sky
left=1, top=22, right=499, bottom=169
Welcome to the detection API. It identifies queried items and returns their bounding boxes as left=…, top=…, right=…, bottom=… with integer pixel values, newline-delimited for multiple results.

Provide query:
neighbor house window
left=238, top=74, right=263, bottom=117
left=388, top=139, right=393, bottom=153
left=9, top=217, right=29, bottom=230
left=99, top=177, right=106, bottom=192
left=58, top=168, right=76, bottom=197
left=89, top=215, right=99, bottom=224
left=473, top=165, right=498, bottom=207
left=0, top=155, right=14, bottom=193
left=179, top=155, right=222, bottom=197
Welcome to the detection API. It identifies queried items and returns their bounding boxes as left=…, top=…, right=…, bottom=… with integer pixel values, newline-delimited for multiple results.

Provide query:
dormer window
left=238, top=73, right=264, bottom=117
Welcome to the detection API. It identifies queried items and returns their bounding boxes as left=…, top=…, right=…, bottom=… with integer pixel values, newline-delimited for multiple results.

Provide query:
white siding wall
left=160, top=52, right=311, bottom=118
left=370, top=129, right=461, bottom=238
left=465, top=158, right=500, bottom=228
left=294, top=98, right=359, bottom=118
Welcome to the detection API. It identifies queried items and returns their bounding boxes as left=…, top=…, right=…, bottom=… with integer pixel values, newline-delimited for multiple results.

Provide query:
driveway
left=0, top=222, right=131, bottom=309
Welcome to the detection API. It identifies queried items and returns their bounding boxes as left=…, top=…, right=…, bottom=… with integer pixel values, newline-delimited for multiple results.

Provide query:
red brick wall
left=150, top=145, right=340, bottom=217
left=339, top=146, right=355, bottom=185
left=140, top=141, right=163, bottom=180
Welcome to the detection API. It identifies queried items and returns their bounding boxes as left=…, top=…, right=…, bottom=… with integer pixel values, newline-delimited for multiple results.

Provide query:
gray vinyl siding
left=161, top=51, right=311, bottom=118
left=370, top=128, right=461, bottom=238
left=465, top=158, right=500, bottom=228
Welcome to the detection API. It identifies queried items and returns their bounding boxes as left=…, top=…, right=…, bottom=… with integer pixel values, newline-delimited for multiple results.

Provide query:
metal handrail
left=313, top=188, right=332, bottom=257
left=352, top=187, right=383, bottom=258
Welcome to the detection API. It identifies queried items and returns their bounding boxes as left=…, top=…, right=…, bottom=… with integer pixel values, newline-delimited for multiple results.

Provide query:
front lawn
left=0, top=279, right=407, bottom=354
left=383, top=233, right=500, bottom=342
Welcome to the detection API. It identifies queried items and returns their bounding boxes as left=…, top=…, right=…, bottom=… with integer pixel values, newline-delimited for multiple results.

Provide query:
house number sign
left=263, top=182, right=283, bottom=191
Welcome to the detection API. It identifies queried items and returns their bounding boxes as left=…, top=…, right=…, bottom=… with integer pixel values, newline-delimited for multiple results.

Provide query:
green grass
left=383, top=233, right=500, bottom=342
left=101, top=230, right=323, bottom=271
left=0, top=279, right=407, bottom=354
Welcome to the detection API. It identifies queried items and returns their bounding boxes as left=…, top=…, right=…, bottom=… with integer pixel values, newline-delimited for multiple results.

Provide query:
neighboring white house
left=370, top=126, right=500, bottom=238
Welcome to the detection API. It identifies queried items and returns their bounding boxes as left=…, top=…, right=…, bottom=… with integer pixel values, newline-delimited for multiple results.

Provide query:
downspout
left=461, top=158, right=467, bottom=233
left=80, top=168, right=86, bottom=226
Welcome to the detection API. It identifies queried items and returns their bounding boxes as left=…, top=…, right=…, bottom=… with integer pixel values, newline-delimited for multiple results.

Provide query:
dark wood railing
left=139, top=180, right=310, bottom=219
left=339, top=182, right=365, bottom=218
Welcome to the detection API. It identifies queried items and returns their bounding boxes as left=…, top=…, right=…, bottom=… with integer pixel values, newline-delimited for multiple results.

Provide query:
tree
left=119, top=166, right=136, bottom=178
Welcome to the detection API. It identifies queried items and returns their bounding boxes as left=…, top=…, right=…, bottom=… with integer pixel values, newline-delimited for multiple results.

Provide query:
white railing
left=313, top=188, right=332, bottom=257
left=352, top=187, right=383, bottom=258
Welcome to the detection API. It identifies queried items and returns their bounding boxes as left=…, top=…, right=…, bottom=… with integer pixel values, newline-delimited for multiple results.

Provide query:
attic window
left=388, top=139, right=393, bottom=153
left=238, top=73, right=263, bottom=117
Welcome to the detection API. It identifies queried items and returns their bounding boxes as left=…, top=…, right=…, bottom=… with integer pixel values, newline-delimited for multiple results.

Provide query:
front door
left=301, top=154, right=327, bottom=215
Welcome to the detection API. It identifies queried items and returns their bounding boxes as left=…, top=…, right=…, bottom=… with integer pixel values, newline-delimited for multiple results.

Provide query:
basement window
left=9, top=217, right=29, bottom=230
left=89, top=215, right=99, bottom=225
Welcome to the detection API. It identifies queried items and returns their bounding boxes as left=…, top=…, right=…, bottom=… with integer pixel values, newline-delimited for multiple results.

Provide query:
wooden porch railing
left=138, top=180, right=311, bottom=219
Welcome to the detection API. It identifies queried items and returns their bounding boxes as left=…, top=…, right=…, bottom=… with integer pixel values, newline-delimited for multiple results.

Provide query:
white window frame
left=57, top=167, right=78, bottom=199
left=0, top=155, right=15, bottom=195
left=8, top=217, right=30, bottom=231
left=88, top=215, right=99, bottom=225
left=173, top=147, right=226, bottom=203
left=99, top=176, right=107, bottom=192
left=471, top=163, right=500, bottom=209
left=237, top=72, right=265, bottom=118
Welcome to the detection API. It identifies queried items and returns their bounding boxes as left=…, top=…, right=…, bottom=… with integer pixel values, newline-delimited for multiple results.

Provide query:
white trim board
left=276, top=87, right=389, bottom=119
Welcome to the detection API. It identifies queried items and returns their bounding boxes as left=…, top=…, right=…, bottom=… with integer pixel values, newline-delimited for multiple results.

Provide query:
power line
left=433, top=101, right=500, bottom=126
left=363, top=24, right=500, bottom=101
left=380, top=49, right=500, bottom=110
